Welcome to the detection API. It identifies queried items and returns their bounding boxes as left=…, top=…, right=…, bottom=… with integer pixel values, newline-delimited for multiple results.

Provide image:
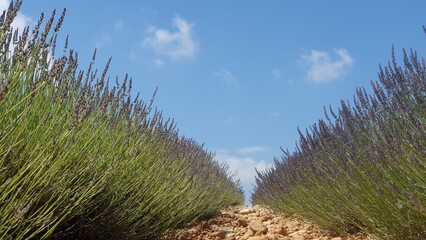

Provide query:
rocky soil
left=162, top=205, right=370, bottom=240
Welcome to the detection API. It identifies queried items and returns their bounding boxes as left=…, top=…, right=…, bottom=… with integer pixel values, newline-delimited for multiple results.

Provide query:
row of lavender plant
left=0, top=1, right=243, bottom=239
left=252, top=33, right=425, bottom=239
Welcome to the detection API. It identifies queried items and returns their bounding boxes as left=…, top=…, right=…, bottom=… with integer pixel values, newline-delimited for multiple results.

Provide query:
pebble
left=248, top=220, right=268, bottom=234
left=247, top=237, right=267, bottom=240
left=210, top=230, right=226, bottom=238
left=238, top=218, right=248, bottom=227
left=161, top=205, right=368, bottom=240
left=239, top=208, right=251, bottom=215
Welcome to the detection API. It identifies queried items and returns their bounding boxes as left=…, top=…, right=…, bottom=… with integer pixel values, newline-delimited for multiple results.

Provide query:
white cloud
left=154, top=58, right=164, bottom=67
left=142, top=16, right=198, bottom=61
left=236, top=146, right=267, bottom=154
left=129, top=50, right=138, bottom=61
left=0, top=0, right=31, bottom=35
left=114, top=20, right=124, bottom=31
left=225, top=116, right=234, bottom=126
left=271, top=112, right=280, bottom=117
left=301, top=48, right=354, bottom=83
left=94, top=20, right=123, bottom=49
left=0, top=0, right=7, bottom=10
left=95, top=34, right=111, bottom=48
left=272, top=68, right=281, bottom=79
left=215, top=151, right=271, bottom=200
left=10, top=13, right=31, bottom=34
left=214, top=69, right=238, bottom=87
left=0, top=0, right=31, bottom=57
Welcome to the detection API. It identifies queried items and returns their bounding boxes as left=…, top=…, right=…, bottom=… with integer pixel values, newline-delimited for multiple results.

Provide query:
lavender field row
left=253, top=31, right=426, bottom=239
left=0, top=2, right=243, bottom=239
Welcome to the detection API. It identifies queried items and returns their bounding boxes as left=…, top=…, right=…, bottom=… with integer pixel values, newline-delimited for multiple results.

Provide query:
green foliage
left=0, top=1, right=243, bottom=239
left=253, top=34, right=426, bottom=239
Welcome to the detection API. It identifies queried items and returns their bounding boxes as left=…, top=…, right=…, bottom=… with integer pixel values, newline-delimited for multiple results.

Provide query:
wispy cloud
left=95, top=34, right=112, bottom=49
left=94, top=19, right=125, bottom=49
left=215, top=151, right=271, bottom=199
left=225, top=116, right=234, bottom=126
left=236, top=146, right=267, bottom=154
left=271, top=112, right=280, bottom=117
left=213, top=69, right=238, bottom=87
left=154, top=58, right=164, bottom=67
left=272, top=68, right=281, bottom=79
left=142, top=16, right=198, bottom=61
left=301, top=48, right=354, bottom=83
left=114, top=20, right=124, bottom=31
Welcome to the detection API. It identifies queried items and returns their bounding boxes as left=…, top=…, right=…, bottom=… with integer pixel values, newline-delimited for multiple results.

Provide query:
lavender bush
left=253, top=32, right=426, bottom=239
left=0, top=1, right=243, bottom=239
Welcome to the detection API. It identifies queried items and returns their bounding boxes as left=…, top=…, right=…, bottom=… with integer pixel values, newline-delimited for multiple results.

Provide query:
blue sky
left=10, top=0, right=426, bottom=202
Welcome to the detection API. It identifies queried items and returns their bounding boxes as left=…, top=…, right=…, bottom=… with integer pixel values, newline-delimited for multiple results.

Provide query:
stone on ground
left=162, top=205, right=369, bottom=240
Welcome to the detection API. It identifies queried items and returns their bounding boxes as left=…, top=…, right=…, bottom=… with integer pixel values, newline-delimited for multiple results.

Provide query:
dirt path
left=162, top=205, right=370, bottom=240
